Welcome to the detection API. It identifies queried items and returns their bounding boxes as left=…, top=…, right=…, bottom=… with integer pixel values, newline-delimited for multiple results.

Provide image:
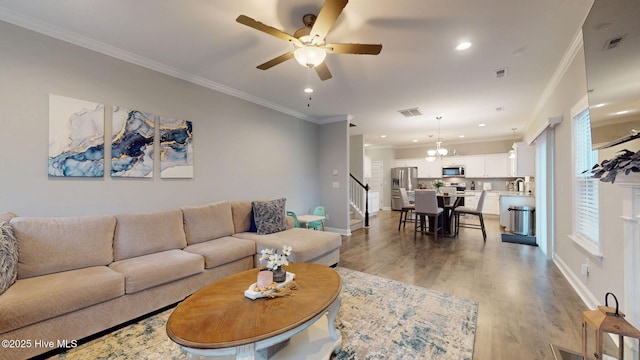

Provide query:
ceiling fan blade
left=257, top=51, right=295, bottom=70
left=310, top=0, right=348, bottom=41
left=315, top=62, right=333, bottom=81
left=236, top=15, right=302, bottom=46
left=325, top=43, right=382, bottom=55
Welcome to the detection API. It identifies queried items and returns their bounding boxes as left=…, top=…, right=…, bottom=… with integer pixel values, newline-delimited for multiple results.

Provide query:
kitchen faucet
left=514, top=178, right=525, bottom=192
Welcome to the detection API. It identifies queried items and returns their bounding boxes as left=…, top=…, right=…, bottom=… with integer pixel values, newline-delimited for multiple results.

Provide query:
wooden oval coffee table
left=166, top=262, right=342, bottom=359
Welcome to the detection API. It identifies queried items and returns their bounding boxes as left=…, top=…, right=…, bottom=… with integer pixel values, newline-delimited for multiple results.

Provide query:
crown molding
left=0, top=6, right=315, bottom=122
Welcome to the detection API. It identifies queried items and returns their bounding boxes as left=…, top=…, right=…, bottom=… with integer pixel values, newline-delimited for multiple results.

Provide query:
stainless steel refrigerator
left=391, top=167, right=418, bottom=210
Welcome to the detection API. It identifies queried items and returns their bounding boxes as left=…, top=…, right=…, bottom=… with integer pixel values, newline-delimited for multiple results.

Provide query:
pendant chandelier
left=426, top=116, right=448, bottom=162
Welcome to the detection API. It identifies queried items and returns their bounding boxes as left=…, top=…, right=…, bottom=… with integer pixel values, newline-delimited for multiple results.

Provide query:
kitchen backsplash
left=417, top=177, right=535, bottom=192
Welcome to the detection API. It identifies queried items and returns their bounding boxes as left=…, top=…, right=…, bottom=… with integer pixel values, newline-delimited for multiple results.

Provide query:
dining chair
left=453, top=190, right=487, bottom=241
left=306, top=206, right=325, bottom=230
left=413, top=190, right=444, bottom=241
left=397, top=188, right=415, bottom=230
left=286, top=211, right=302, bottom=228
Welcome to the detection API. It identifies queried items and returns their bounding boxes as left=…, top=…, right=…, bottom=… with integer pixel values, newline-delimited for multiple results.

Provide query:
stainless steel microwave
left=442, top=165, right=465, bottom=177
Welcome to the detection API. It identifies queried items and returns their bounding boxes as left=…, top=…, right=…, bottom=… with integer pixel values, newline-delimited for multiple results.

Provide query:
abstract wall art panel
left=111, top=106, right=155, bottom=178
left=159, top=116, right=193, bottom=178
left=48, top=94, right=105, bottom=177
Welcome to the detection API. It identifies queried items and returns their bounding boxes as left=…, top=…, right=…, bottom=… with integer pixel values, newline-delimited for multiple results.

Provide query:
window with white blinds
left=573, top=109, right=599, bottom=244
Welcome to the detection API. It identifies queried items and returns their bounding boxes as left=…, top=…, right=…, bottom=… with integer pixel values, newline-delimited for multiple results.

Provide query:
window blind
left=574, top=109, right=599, bottom=243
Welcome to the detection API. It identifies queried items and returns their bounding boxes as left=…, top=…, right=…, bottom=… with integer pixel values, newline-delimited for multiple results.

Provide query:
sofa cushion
left=183, top=236, right=255, bottom=269
left=11, top=215, right=116, bottom=279
left=233, top=228, right=342, bottom=263
left=230, top=201, right=253, bottom=233
left=109, top=249, right=203, bottom=294
left=0, top=266, right=124, bottom=334
left=114, top=209, right=187, bottom=261
left=252, top=198, right=287, bottom=235
left=182, top=201, right=235, bottom=245
left=0, top=221, right=18, bottom=295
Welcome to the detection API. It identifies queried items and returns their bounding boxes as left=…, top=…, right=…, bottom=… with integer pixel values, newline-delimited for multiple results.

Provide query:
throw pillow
left=0, top=221, right=18, bottom=295
left=252, top=198, right=287, bottom=235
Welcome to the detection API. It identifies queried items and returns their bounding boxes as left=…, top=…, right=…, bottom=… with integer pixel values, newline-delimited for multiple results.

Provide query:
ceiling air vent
left=604, top=34, right=627, bottom=50
left=495, top=68, right=508, bottom=78
left=398, top=107, right=422, bottom=117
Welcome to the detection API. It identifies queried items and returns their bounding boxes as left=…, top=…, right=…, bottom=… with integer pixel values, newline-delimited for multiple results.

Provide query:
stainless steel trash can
left=508, top=206, right=535, bottom=236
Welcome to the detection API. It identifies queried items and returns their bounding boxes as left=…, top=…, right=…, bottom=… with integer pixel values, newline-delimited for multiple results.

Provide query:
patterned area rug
left=49, top=268, right=478, bottom=360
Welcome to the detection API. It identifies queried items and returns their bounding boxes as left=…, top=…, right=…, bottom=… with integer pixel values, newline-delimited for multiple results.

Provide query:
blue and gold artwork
left=159, top=116, right=193, bottom=178
left=48, top=94, right=105, bottom=177
left=111, top=107, right=155, bottom=178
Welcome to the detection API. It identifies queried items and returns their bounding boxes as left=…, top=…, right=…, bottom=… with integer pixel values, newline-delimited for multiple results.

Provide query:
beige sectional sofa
left=0, top=200, right=341, bottom=359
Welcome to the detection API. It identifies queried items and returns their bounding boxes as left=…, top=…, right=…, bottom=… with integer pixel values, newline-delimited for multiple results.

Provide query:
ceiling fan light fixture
left=294, top=46, right=327, bottom=68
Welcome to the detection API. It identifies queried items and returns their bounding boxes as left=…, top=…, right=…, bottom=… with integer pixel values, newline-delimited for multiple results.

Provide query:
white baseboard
left=325, top=227, right=351, bottom=236
left=553, top=254, right=599, bottom=310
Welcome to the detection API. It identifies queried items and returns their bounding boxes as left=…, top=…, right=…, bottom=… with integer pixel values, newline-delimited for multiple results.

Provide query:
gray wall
left=320, top=121, right=350, bottom=232
left=0, top=20, right=341, bottom=222
left=528, top=44, right=628, bottom=309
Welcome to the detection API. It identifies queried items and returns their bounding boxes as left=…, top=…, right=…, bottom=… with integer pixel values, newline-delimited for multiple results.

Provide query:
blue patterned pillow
left=252, top=198, right=287, bottom=235
left=0, top=221, right=18, bottom=295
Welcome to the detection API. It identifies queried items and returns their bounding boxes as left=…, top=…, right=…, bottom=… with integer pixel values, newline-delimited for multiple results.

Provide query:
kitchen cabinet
left=510, top=142, right=535, bottom=177
left=441, top=156, right=466, bottom=167
left=417, top=160, right=442, bottom=178
left=394, top=159, right=420, bottom=168
left=465, top=154, right=510, bottom=178
left=483, top=192, right=500, bottom=215
left=465, top=190, right=499, bottom=215
left=464, top=191, right=480, bottom=209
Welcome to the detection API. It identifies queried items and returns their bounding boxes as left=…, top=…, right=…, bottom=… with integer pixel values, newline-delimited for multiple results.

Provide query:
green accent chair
left=307, top=206, right=325, bottom=231
left=286, top=211, right=302, bottom=228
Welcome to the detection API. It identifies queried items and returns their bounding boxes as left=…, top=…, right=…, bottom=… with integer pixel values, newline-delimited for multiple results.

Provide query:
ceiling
left=0, top=0, right=594, bottom=148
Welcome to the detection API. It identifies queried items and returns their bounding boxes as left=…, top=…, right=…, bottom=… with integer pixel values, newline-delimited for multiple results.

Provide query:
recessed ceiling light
left=594, top=103, right=605, bottom=108
left=615, top=110, right=630, bottom=115
left=380, top=135, right=387, bottom=138
left=456, top=42, right=472, bottom=51
left=459, top=135, right=465, bottom=138
left=478, top=123, right=486, bottom=127
left=412, top=139, right=419, bottom=143
left=304, top=87, right=314, bottom=93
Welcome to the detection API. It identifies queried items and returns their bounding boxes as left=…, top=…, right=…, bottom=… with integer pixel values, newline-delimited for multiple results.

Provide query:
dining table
left=435, top=192, right=476, bottom=236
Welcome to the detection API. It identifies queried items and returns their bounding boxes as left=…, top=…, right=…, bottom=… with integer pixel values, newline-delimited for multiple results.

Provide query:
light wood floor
left=339, top=210, right=587, bottom=360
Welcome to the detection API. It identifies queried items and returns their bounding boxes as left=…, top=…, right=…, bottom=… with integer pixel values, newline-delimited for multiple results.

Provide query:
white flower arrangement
left=259, top=245, right=292, bottom=271
left=432, top=179, right=444, bottom=189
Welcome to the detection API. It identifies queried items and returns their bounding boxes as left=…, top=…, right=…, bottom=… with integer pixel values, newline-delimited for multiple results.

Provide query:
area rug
left=47, top=267, right=478, bottom=360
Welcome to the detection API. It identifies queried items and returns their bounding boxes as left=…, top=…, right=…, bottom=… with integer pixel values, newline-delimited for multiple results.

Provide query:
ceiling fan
left=236, top=0, right=382, bottom=81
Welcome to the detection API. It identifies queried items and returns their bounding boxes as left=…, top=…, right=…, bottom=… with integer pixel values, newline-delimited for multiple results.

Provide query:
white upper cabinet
left=510, top=142, right=535, bottom=177
left=416, top=159, right=441, bottom=178
left=441, top=156, right=466, bottom=167
left=465, top=154, right=510, bottom=178
left=485, top=153, right=510, bottom=178
left=394, top=159, right=420, bottom=168
left=395, top=152, right=512, bottom=179
left=464, top=155, right=486, bottom=178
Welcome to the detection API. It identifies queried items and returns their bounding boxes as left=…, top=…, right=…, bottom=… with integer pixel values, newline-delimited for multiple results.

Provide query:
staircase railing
left=349, top=173, right=370, bottom=227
